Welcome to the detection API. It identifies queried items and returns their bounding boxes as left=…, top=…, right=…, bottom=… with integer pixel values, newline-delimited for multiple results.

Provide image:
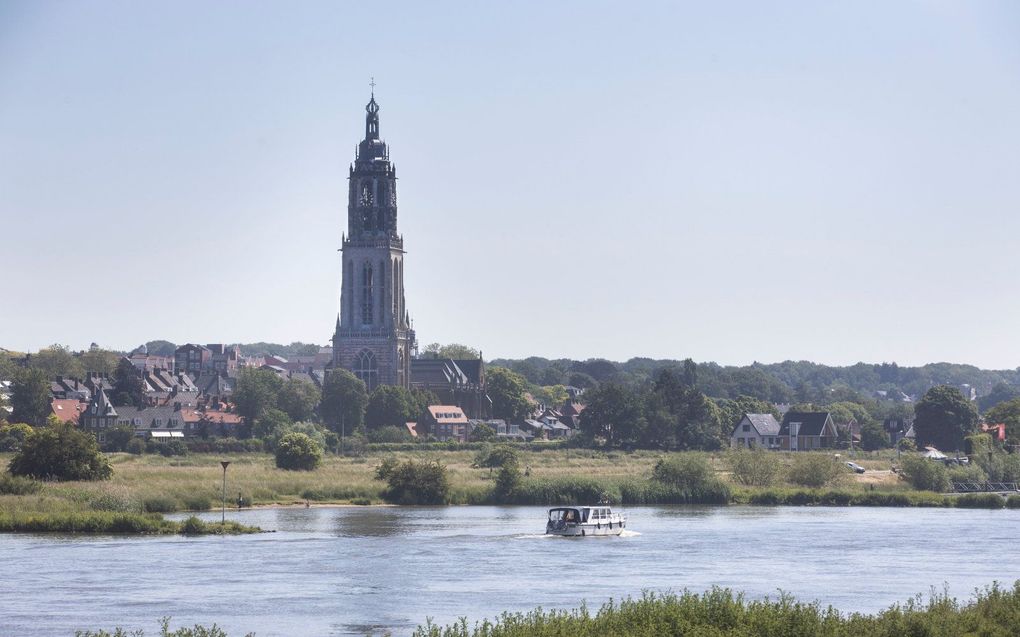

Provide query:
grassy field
left=0, top=447, right=936, bottom=515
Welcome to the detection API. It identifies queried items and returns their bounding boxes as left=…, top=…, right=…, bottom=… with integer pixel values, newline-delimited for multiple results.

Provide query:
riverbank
left=1, top=449, right=1016, bottom=524
left=75, top=581, right=1020, bottom=637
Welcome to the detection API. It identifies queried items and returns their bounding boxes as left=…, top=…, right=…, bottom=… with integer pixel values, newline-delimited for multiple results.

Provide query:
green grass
left=0, top=511, right=257, bottom=535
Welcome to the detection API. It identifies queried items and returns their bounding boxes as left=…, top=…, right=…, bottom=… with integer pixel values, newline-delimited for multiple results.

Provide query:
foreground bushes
left=411, top=583, right=1020, bottom=637
left=899, top=455, right=951, bottom=492
left=0, top=511, right=258, bottom=535
left=8, top=422, right=112, bottom=481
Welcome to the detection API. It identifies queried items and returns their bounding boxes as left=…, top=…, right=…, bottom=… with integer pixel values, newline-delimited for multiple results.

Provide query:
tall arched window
left=392, top=258, right=398, bottom=316
left=379, top=259, right=386, bottom=324
left=354, top=349, right=378, bottom=392
left=346, top=260, right=354, bottom=324
left=361, top=262, right=374, bottom=325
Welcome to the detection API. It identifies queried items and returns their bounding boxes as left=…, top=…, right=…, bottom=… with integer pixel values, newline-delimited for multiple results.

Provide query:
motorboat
left=546, top=505, right=626, bottom=537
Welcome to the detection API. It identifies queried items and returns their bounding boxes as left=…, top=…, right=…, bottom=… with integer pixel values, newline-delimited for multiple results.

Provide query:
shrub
left=476, top=445, right=521, bottom=470
left=0, top=423, right=35, bottom=452
left=103, top=426, right=136, bottom=453
left=0, top=473, right=41, bottom=495
left=126, top=438, right=146, bottom=455
left=382, top=458, right=450, bottom=504
left=181, top=494, right=212, bottom=511
left=157, top=439, right=189, bottom=457
left=955, top=493, right=1006, bottom=509
left=274, top=432, right=323, bottom=471
left=142, top=496, right=178, bottom=513
left=494, top=463, right=523, bottom=501
left=899, top=455, right=951, bottom=492
left=728, top=449, right=781, bottom=487
left=374, top=456, right=399, bottom=481
left=8, top=422, right=112, bottom=481
left=786, top=454, right=844, bottom=488
left=1007, top=494, right=1020, bottom=509
left=652, top=453, right=714, bottom=489
left=947, top=463, right=988, bottom=484
left=180, top=516, right=207, bottom=535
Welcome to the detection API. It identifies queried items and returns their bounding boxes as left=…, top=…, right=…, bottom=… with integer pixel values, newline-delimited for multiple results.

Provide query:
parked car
left=846, top=461, right=865, bottom=474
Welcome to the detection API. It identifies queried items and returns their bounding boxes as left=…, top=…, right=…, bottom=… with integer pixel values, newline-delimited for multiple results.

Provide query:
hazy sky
left=2, top=1, right=1019, bottom=368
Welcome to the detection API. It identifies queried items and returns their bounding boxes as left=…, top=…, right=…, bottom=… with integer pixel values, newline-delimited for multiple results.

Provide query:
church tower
left=331, top=90, right=415, bottom=390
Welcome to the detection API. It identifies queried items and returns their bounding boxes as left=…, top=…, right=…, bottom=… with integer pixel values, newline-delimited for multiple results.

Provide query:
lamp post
left=220, top=460, right=231, bottom=524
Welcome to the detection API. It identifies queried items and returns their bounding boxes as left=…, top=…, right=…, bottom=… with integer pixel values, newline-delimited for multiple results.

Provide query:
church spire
left=365, top=78, right=380, bottom=141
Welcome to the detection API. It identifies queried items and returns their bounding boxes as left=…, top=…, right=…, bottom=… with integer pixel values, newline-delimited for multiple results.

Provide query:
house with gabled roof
left=730, top=413, right=781, bottom=449
left=779, top=411, right=838, bottom=451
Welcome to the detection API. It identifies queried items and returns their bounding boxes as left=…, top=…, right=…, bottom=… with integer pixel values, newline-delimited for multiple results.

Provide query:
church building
left=331, top=91, right=415, bottom=391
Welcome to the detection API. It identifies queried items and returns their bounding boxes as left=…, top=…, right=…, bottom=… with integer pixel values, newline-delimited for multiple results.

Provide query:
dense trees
left=10, top=368, right=51, bottom=426
left=111, top=358, right=145, bottom=408
left=233, top=368, right=285, bottom=425
left=9, top=422, right=112, bottom=481
left=486, top=367, right=531, bottom=420
left=277, top=377, right=321, bottom=422
left=26, top=344, right=83, bottom=379
left=366, top=385, right=420, bottom=428
left=421, top=343, right=480, bottom=359
left=913, top=385, right=979, bottom=452
left=320, top=369, right=368, bottom=432
left=984, top=398, right=1020, bottom=446
left=274, top=432, right=322, bottom=471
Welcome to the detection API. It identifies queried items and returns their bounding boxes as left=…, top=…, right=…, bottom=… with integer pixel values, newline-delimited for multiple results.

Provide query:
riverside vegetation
left=4, top=446, right=1019, bottom=523
left=78, top=582, right=1020, bottom=637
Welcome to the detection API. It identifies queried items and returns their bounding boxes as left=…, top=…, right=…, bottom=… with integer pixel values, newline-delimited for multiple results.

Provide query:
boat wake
left=513, top=530, right=641, bottom=539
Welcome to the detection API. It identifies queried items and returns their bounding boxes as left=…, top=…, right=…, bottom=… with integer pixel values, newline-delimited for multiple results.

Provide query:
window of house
left=742, top=424, right=750, bottom=432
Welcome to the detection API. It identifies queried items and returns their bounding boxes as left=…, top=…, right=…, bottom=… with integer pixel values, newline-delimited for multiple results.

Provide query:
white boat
left=546, top=505, right=626, bottom=537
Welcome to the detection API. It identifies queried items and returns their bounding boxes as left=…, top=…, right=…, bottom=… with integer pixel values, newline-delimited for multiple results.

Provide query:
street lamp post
left=220, top=460, right=231, bottom=524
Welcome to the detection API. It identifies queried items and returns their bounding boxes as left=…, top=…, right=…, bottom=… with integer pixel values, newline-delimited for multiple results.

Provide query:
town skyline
left=2, top=2, right=1019, bottom=368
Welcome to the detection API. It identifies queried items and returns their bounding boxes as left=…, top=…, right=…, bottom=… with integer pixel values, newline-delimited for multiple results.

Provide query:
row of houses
left=731, top=411, right=919, bottom=450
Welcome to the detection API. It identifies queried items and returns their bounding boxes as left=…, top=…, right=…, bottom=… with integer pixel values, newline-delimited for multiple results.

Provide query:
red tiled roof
left=50, top=399, right=87, bottom=424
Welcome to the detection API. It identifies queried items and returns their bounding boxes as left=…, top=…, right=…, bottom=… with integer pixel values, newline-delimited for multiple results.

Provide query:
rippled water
left=2, top=505, right=1019, bottom=636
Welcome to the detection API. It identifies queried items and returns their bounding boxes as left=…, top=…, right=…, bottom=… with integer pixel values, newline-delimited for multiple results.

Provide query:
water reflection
left=332, top=507, right=412, bottom=537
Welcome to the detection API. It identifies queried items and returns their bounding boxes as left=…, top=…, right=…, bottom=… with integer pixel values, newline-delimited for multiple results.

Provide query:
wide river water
left=2, top=505, right=1019, bottom=636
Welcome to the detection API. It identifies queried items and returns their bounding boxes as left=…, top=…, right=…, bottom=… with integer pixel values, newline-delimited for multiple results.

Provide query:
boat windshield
left=548, top=508, right=581, bottom=523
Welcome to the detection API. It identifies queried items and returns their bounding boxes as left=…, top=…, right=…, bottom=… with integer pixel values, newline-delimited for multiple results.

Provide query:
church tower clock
left=331, top=89, right=414, bottom=390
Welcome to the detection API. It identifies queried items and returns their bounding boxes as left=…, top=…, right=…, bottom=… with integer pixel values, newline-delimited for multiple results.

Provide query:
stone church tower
left=331, top=91, right=415, bottom=390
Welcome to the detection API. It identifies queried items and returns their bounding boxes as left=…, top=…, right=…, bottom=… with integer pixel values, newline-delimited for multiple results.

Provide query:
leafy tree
left=28, top=344, right=84, bottom=378
left=727, top=449, right=781, bottom=487
left=0, top=352, right=17, bottom=382
left=899, top=455, right=950, bottom=492
left=860, top=421, right=890, bottom=451
left=233, top=368, right=284, bottom=425
left=382, top=458, right=449, bottom=504
left=320, top=369, right=367, bottom=432
left=252, top=408, right=292, bottom=441
left=579, top=382, right=643, bottom=446
left=366, top=385, right=418, bottom=429
left=0, top=423, right=35, bottom=452
left=157, top=439, right=188, bottom=457
left=277, top=377, right=321, bottom=422
left=421, top=343, right=480, bottom=359
left=566, top=372, right=597, bottom=390
left=786, top=454, right=845, bottom=488
left=104, top=425, right=137, bottom=452
left=468, top=423, right=496, bottom=442
left=9, top=422, right=112, bottom=480
left=714, top=396, right=780, bottom=434
left=984, top=398, right=1020, bottom=447
left=913, top=385, right=978, bottom=452
left=11, top=368, right=51, bottom=426
left=111, top=358, right=145, bottom=408
left=531, top=385, right=568, bottom=409
left=141, top=340, right=178, bottom=357
left=265, top=420, right=327, bottom=451
left=274, top=432, right=322, bottom=471
left=475, top=444, right=520, bottom=469
left=570, top=359, right=619, bottom=383
left=410, top=388, right=439, bottom=417
left=366, top=425, right=412, bottom=443
left=80, top=348, right=120, bottom=375
left=486, top=367, right=531, bottom=421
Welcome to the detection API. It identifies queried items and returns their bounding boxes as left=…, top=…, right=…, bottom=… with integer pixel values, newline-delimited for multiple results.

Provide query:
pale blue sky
left=1, top=1, right=1019, bottom=368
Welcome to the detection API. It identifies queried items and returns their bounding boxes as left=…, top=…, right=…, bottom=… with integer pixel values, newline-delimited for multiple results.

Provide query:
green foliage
left=365, top=385, right=419, bottom=429
left=1007, top=495, right=1020, bottom=509
left=78, top=615, right=255, bottom=637
left=913, top=385, right=979, bottom=452
left=277, top=377, right=321, bottom=422
left=373, top=456, right=399, bottom=481
left=859, top=420, right=890, bottom=450
left=494, top=463, right=523, bottom=500
left=382, top=458, right=450, bottom=504
left=0, top=473, right=41, bottom=495
left=142, top=495, right=178, bottom=513
left=650, top=453, right=731, bottom=502
left=157, top=439, right=188, bottom=457
left=468, top=423, right=496, bottom=442
left=233, top=368, right=284, bottom=425
left=476, top=444, right=520, bottom=469
left=104, top=425, right=137, bottom=452
left=366, top=425, right=412, bottom=443
left=897, top=437, right=916, bottom=452
left=320, top=369, right=368, bottom=432
left=111, top=358, right=145, bottom=408
left=978, top=383, right=1020, bottom=412
left=899, top=455, right=951, bottom=492
left=252, top=408, right=292, bottom=442
left=126, top=438, right=147, bottom=455
left=714, top=396, right=780, bottom=432
left=955, top=493, right=1006, bottom=509
left=421, top=343, right=480, bottom=359
left=0, top=511, right=257, bottom=537
left=947, top=462, right=987, bottom=484
left=9, top=422, right=112, bottom=481
left=579, top=382, right=643, bottom=446
left=11, top=368, right=52, bottom=426
left=0, top=422, right=35, bottom=451
left=786, top=454, right=844, bottom=488
left=727, top=449, right=781, bottom=487
left=984, top=398, right=1020, bottom=446
left=274, top=432, right=323, bottom=471
left=486, top=367, right=532, bottom=421
left=27, top=344, right=84, bottom=378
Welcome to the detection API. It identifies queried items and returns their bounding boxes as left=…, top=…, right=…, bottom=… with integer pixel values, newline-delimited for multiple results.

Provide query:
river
left=1, top=505, right=1018, bottom=636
